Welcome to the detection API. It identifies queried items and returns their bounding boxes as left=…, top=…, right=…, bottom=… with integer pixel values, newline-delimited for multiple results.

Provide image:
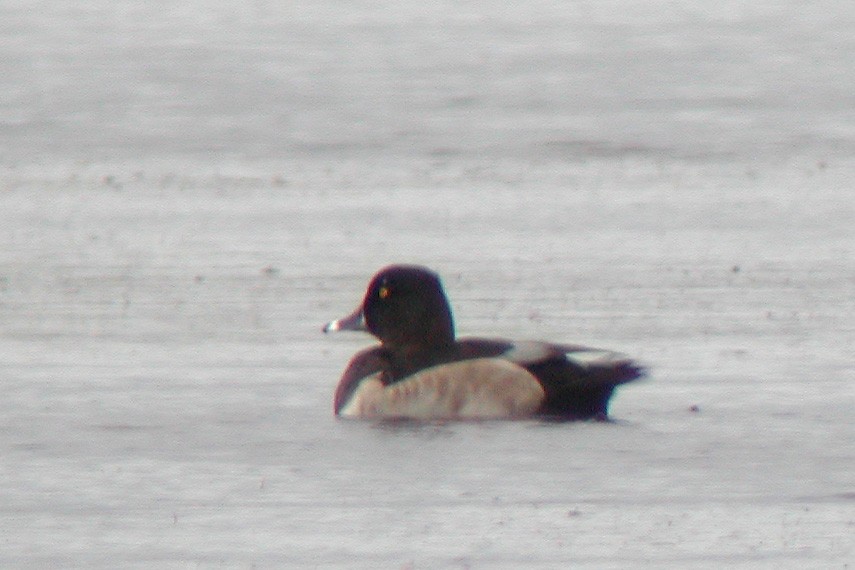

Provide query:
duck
left=323, top=265, right=645, bottom=421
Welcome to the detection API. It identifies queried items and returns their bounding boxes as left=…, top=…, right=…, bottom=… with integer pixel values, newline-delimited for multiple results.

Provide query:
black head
left=358, top=265, right=456, bottom=349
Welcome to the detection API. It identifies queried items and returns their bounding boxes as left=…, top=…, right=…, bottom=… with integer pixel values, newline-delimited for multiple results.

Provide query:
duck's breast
left=338, top=358, right=545, bottom=420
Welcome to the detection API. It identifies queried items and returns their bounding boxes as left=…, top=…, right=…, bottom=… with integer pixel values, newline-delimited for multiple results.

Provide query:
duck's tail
left=532, top=348, right=646, bottom=420
left=584, top=357, right=646, bottom=386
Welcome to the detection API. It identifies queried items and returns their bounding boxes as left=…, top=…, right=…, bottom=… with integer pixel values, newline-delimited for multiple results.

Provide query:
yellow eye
left=378, top=285, right=390, bottom=299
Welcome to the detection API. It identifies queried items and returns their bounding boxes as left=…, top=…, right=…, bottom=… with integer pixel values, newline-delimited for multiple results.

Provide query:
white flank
left=339, top=359, right=545, bottom=420
left=503, top=341, right=554, bottom=364
left=505, top=341, right=628, bottom=369
left=565, top=349, right=627, bottom=368
left=337, top=373, right=386, bottom=417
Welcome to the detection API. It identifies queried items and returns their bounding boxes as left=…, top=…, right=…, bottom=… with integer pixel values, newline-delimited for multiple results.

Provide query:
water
left=1, top=1, right=853, bottom=568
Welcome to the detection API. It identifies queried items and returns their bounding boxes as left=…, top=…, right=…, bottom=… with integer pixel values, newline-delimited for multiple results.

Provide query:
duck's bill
left=322, top=307, right=366, bottom=333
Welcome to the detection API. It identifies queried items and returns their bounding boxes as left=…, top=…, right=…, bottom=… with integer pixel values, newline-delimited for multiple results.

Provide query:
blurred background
left=2, top=0, right=853, bottom=166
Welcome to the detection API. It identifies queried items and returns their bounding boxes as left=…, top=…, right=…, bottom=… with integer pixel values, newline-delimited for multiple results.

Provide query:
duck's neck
left=382, top=338, right=458, bottom=382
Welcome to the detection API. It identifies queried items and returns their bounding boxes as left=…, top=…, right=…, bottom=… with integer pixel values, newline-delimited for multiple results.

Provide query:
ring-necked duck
left=323, top=265, right=645, bottom=420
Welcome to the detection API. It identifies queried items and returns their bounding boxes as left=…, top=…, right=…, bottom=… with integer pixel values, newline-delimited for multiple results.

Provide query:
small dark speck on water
left=101, top=175, right=122, bottom=190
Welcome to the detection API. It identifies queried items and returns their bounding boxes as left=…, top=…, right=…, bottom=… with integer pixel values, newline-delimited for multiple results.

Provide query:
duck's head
left=324, top=265, right=455, bottom=349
